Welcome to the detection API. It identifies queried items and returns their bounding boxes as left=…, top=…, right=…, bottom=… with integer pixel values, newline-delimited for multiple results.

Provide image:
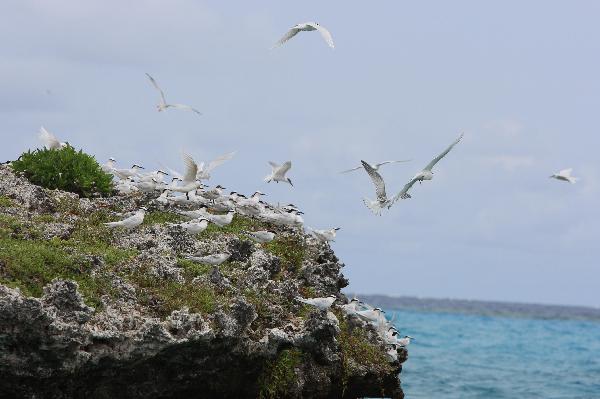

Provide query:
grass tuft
left=258, top=348, right=303, bottom=399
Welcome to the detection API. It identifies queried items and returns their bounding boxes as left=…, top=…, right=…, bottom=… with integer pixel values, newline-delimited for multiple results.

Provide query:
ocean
left=384, top=303, right=600, bottom=398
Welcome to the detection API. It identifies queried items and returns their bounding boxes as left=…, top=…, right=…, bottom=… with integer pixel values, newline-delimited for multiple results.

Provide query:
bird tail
left=568, top=177, right=579, bottom=184
left=362, top=198, right=383, bottom=216
left=103, top=222, right=120, bottom=228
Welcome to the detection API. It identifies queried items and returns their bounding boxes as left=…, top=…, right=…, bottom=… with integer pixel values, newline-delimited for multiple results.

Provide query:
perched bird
left=138, top=170, right=169, bottom=183
left=112, top=164, right=145, bottom=180
left=145, top=73, right=202, bottom=115
left=550, top=168, right=578, bottom=184
left=265, top=161, right=293, bottom=186
left=39, top=126, right=67, bottom=150
left=412, top=133, right=464, bottom=183
left=196, top=152, right=236, bottom=180
left=186, top=253, right=230, bottom=266
left=296, top=295, right=337, bottom=311
left=310, top=227, right=340, bottom=243
left=201, top=185, right=226, bottom=202
left=355, top=307, right=386, bottom=324
left=104, top=207, right=146, bottom=229
left=168, top=218, right=209, bottom=235
left=101, top=157, right=116, bottom=174
left=244, top=230, right=276, bottom=243
left=340, top=159, right=410, bottom=174
left=272, top=22, right=335, bottom=49
left=396, top=335, right=414, bottom=347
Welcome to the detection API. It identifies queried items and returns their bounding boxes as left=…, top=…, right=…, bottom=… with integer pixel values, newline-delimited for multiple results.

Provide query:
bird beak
left=334, top=227, right=341, bottom=231
left=288, top=179, right=293, bottom=187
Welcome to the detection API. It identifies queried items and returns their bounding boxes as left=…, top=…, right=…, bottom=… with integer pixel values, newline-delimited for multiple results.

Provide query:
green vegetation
left=143, top=211, right=184, bottom=225
left=11, top=146, right=113, bottom=198
left=0, top=196, right=15, bottom=208
left=176, top=257, right=212, bottom=277
left=0, top=238, right=116, bottom=308
left=258, top=348, right=303, bottom=399
left=338, top=317, right=394, bottom=392
left=129, top=264, right=218, bottom=317
left=265, top=235, right=306, bottom=272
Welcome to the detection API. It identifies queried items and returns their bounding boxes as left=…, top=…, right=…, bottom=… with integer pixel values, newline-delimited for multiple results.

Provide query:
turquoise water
left=388, top=309, right=600, bottom=398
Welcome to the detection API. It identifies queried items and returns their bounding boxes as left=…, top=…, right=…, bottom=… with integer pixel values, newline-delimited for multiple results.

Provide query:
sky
left=1, top=0, right=599, bottom=307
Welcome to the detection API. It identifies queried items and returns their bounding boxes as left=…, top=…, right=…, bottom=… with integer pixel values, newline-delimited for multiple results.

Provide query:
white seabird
left=104, top=207, right=147, bottom=229
left=168, top=218, right=209, bottom=235
left=296, top=295, right=337, bottom=311
left=396, top=335, right=414, bottom=347
left=244, top=230, right=276, bottom=243
left=310, top=227, right=340, bottom=243
left=340, top=159, right=411, bottom=174
left=272, top=22, right=335, bottom=49
left=361, top=160, right=419, bottom=215
left=550, top=168, right=578, bottom=184
left=186, top=253, right=230, bottom=266
left=196, top=151, right=236, bottom=180
left=265, top=161, right=293, bottom=186
left=39, top=126, right=67, bottom=150
left=145, top=73, right=202, bottom=115
left=412, top=133, right=464, bottom=184
left=170, top=153, right=204, bottom=198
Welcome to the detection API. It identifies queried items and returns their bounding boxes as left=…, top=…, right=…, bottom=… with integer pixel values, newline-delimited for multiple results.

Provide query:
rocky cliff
left=0, top=165, right=405, bottom=398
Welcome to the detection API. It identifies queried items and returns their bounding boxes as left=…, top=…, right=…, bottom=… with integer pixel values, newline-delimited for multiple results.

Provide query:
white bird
left=340, top=298, right=362, bottom=315
left=196, top=152, right=236, bottom=180
left=101, top=157, right=116, bottom=174
left=168, top=218, right=209, bottom=235
left=296, top=295, right=337, bottom=311
left=396, top=335, right=414, bottom=347
left=272, top=22, right=335, bottom=49
left=412, top=133, right=464, bottom=183
left=134, top=178, right=162, bottom=193
left=355, top=307, right=385, bottom=324
left=186, top=253, right=230, bottom=266
left=360, top=160, right=393, bottom=215
left=170, top=153, right=204, bottom=198
left=115, top=178, right=139, bottom=195
left=145, top=73, right=202, bottom=115
left=340, top=159, right=411, bottom=174
left=550, top=168, right=578, bottom=184
left=180, top=207, right=235, bottom=227
left=200, top=185, right=226, bottom=202
left=112, top=164, right=145, bottom=180
left=310, top=227, right=340, bottom=243
left=265, top=161, right=293, bottom=186
left=139, top=170, right=169, bottom=183
left=39, top=126, right=67, bottom=150
left=244, top=230, right=276, bottom=243
left=104, top=207, right=146, bottom=229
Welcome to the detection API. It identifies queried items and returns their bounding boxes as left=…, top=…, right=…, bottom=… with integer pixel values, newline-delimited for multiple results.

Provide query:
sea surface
left=386, top=305, right=600, bottom=398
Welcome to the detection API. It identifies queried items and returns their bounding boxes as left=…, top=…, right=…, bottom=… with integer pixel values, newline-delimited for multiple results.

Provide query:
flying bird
left=360, top=161, right=419, bottom=215
left=412, top=133, right=464, bottom=183
left=265, top=161, right=293, bottom=186
left=104, top=207, right=146, bottom=229
left=272, top=22, right=335, bottom=49
left=550, top=168, right=578, bottom=184
left=145, top=73, right=202, bottom=115
left=169, top=152, right=204, bottom=198
left=340, top=159, right=411, bottom=174
left=196, top=151, right=236, bottom=180
left=39, top=127, right=67, bottom=150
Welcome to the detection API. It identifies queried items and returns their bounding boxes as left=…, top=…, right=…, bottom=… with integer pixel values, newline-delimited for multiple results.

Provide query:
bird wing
left=361, top=160, right=387, bottom=202
left=376, top=159, right=411, bottom=167
left=170, top=104, right=202, bottom=115
left=279, top=161, right=292, bottom=174
left=272, top=27, right=300, bottom=48
left=145, top=73, right=167, bottom=106
left=206, top=151, right=236, bottom=172
left=39, top=126, right=60, bottom=149
left=423, top=133, right=464, bottom=171
left=390, top=176, right=420, bottom=204
left=182, top=152, right=198, bottom=183
left=159, top=162, right=183, bottom=180
left=268, top=161, right=280, bottom=170
left=339, top=165, right=363, bottom=174
left=558, top=168, right=573, bottom=176
left=308, top=23, right=335, bottom=48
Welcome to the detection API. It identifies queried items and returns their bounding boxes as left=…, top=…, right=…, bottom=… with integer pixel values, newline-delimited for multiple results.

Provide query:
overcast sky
left=1, top=0, right=599, bottom=307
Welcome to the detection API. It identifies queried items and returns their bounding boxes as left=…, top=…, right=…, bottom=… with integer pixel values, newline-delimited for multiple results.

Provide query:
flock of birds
left=26, top=20, right=580, bottom=358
